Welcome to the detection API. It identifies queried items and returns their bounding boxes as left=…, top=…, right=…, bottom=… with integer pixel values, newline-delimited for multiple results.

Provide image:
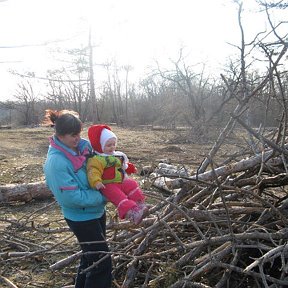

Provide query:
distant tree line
left=0, top=1, right=287, bottom=140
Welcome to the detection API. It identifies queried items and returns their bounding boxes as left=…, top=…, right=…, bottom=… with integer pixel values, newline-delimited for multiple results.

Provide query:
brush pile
left=109, top=145, right=288, bottom=287
left=1, top=135, right=288, bottom=288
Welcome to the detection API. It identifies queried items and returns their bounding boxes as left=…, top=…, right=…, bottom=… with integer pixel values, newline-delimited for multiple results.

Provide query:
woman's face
left=58, top=133, right=81, bottom=150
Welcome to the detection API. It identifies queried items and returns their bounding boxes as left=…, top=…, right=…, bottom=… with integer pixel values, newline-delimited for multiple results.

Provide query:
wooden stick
left=0, top=275, right=19, bottom=288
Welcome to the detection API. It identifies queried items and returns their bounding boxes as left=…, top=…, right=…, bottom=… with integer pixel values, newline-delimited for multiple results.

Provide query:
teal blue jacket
left=44, top=135, right=106, bottom=221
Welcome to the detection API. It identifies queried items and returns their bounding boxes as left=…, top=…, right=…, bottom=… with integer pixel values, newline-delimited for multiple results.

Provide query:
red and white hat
left=88, top=124, right=117, bottom=153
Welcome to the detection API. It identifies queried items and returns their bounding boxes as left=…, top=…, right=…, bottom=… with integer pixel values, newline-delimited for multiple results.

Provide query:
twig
left=0, top=275, right=19, bottom=288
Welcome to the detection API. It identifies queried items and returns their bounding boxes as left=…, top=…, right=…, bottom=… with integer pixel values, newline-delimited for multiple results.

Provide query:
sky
left=0, top=0, right=284, bottom=101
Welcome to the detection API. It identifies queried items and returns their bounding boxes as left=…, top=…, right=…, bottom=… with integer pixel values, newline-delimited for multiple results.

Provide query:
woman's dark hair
left=43, top=109, right=82, bottom=136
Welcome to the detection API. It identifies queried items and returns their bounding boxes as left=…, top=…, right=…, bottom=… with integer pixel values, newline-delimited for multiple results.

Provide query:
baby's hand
left=95, top=182, right=105, bottom=190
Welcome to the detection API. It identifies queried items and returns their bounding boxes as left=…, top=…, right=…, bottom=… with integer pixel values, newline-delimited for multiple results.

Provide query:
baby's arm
left=87, top=156, right=105, bottom=189
left=115, top=150, right=137, bottom=174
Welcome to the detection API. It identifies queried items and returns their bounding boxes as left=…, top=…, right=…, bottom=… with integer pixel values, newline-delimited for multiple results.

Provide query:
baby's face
left=103, top=138, right=117, bottom=154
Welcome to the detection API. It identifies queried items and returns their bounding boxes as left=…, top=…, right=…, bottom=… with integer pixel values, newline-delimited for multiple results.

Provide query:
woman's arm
left=44, top=157, right=106, bottom=209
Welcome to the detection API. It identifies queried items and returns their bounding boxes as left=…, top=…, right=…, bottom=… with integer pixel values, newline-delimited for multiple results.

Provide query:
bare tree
left=199, top=0, right=288, bottom=173
left=157, top=49, right=208, bottom=123
left=123, top=65, right=133, bottom=124
left=101, top=62, right=126, bottom=125
left=13, top=78, right=39, bottom=125
left=44, top=47, right=93, bottom=121
left=88, top=27, right=100, bottom=123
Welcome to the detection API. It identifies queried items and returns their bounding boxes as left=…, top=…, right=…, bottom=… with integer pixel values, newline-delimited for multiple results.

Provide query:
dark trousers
left=66, top=213, right=112, bottom=288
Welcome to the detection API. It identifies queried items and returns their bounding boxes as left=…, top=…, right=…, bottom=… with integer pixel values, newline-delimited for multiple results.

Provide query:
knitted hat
left=88, top=124, right=117, bottom=153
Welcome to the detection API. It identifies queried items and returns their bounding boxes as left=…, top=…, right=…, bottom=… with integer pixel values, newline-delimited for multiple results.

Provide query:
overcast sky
left=0, top=0, right=283, bottom=101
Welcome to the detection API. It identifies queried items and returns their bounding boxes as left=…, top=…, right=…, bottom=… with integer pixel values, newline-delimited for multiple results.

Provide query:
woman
left=43, top=109, right=112, bottom=288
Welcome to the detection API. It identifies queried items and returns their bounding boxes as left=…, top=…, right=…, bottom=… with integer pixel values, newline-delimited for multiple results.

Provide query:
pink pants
left=102, top=178, right=145, bottom=219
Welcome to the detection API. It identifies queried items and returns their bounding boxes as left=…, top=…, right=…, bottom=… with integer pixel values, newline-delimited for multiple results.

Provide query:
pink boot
left=137, top=202, right=149, bottom=218
left=126, top=206, right=145, bottom=225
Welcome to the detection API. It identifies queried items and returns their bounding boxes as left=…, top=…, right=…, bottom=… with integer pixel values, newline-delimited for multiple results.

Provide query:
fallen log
left=0, top=181, right=52, bottom=202
left=154, top=148, right=284, bottom=190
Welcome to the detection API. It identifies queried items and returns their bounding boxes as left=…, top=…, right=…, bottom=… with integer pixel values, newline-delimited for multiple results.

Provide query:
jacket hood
left=48, top=136, right=91, bottom=171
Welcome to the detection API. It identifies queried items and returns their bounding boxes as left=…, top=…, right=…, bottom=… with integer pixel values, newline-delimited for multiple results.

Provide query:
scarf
left=49, top=136, right=90, bottom=172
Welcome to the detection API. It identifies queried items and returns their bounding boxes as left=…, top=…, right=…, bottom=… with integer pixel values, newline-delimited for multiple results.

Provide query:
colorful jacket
left=44, top=135, right=106, bottom=221
left=87, top=153, right=125, bottom=188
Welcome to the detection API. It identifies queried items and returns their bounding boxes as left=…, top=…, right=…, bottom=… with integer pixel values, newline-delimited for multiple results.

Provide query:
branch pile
left=2, top=142, right=288, bottom=287
left=109, top=146, right=288, bottom=287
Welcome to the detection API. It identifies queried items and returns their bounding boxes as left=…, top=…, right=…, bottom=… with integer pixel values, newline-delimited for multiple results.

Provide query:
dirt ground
left=0, top=124, right=217, bottom=186
left=0, top=124, right=241, bottom=288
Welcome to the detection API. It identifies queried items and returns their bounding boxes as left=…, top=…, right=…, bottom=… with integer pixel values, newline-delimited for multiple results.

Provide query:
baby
left=87, top=124, right=148, bottom=224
